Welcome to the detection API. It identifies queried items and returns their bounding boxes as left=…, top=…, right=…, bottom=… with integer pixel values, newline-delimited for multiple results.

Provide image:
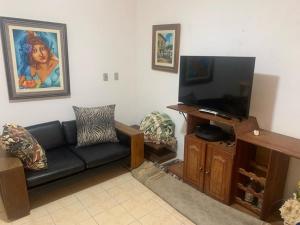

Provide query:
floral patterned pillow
left=0, top=124, right=47, bottom=170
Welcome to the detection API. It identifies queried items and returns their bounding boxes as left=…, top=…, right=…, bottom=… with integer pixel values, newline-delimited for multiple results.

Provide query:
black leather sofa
left=24, top=120, right=142, bottom=188
left=0, top=120, right=143, bottom=220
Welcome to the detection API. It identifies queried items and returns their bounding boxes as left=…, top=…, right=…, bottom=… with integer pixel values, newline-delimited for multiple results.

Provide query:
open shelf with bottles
left=233, top=133, right=290, bottom=220
left=235, top=166, right=265, bottom=214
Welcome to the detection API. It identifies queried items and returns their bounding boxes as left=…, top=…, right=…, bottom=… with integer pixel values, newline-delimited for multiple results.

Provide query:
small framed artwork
left=152, top=24, right=180, bottom=73
left=0, top=17, right=70, bottom=100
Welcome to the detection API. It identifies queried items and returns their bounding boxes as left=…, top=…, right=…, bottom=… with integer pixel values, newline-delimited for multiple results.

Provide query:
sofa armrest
left=115, top=121, right=144, bottom=169
left=115, top=121, right=142, bottom=136
left=0, top=150, right=30, bottom=219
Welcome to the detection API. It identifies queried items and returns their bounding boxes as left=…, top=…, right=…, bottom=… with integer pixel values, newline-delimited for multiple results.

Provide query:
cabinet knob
left=199, top=167, right=203, bottom=172
left=205, top=171, right=210, bottom=174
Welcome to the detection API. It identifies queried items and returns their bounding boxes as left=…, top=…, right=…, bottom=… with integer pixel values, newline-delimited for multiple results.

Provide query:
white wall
left=0, top=0, right=137, bottom=126
left=1, top=0, right=299, bottom=200
left=135, top=0, right=300, bottom=199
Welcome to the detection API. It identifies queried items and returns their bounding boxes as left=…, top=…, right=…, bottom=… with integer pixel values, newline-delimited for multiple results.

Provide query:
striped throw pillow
left=73, top=105, right=119, bottom=147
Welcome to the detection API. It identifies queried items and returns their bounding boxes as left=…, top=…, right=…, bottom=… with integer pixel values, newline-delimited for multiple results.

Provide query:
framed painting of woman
left=0, top=17, right=70, bottom=100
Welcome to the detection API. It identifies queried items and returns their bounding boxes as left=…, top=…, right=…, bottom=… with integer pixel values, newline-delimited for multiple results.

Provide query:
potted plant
left=280, top=181, right=300, bottom=225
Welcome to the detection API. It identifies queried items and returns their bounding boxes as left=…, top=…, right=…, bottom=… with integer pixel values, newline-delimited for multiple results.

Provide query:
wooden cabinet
left=184, top=134, right=234, bottom=204
left=204, top=144, right=233, bottom=203
left=168, top=104, right=259, bottom=206
left=233, top=132, right=291, bottom=220
left=184, top=135, right=206, bottom=191
left=168, top=104, right=300, bottom=221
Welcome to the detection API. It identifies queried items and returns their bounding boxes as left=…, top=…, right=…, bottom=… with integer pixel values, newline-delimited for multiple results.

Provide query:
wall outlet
left=114, top=72, right=119, bottom=80
left=103, top=73, right=108, bottom=81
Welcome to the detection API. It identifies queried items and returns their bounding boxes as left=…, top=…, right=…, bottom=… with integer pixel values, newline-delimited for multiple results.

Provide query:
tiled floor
left=0, top=164, right=195, bottom=225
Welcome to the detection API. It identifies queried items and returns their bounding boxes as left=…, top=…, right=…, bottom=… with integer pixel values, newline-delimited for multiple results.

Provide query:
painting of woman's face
left=0, top=17, right=70, bottom=100
left=13, top=31, right=62, bottom=89
left=31, top=44, right=49, bottom=64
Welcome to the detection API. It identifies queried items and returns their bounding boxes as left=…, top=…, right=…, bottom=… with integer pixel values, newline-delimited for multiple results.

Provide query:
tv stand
left=199, top=108, right=232, bottom=120
left=168, top=104, right=259, bottom=205
left=167, top=104, right=297, bottom=220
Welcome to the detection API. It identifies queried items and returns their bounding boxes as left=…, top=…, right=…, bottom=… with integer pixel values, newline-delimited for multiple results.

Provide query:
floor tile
left=129, top=221, right=142, bottom=225
left=51, top=209, right=91, bottom=224
left=44, top=201, right=64, bottom=214
left=56, top=195, right=78, bottom=207
left=77, top=218, right=98, bottom=225
left=93, top=210, right=115, bottom=225
left=86, top=202, right=106, bottom=216
left=1, top=172, right=194, bottom=225
left=173, top=211, right=196, bottom=225
left=29, top=207, right=49, bottom=218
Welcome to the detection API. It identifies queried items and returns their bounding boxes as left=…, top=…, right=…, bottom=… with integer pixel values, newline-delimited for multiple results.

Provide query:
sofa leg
left=131, top=133, right=144, bottom=169
left=0, top=158, right=30, bottom=220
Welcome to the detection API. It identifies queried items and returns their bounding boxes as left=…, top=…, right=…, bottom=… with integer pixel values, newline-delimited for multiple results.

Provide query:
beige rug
left=132, top=161, right=270, bottom=225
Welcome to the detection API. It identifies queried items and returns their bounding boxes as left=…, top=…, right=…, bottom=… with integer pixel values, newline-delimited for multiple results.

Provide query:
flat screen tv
left=178, top=56, right=255, bottom=119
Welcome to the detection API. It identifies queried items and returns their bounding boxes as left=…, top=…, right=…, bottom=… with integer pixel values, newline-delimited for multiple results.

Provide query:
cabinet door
left=184, top=135, right=206, bottom=191
left=204, top=144, right=233, bottom=204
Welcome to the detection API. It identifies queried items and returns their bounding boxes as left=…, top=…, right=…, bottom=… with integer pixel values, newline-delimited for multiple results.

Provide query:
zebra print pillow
left=73, top=105, right=119, bottom=147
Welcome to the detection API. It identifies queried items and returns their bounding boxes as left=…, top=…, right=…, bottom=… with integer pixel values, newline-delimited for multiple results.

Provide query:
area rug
left=132, top=161, right=270, bottom=225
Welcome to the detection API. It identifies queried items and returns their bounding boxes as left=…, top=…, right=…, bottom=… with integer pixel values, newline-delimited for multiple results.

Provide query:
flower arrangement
left=280, top=181, right=300, bottom=225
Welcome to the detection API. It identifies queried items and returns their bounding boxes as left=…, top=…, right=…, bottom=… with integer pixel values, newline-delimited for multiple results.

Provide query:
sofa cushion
left=26, top=121, right=66, bottom=150
left=1, top=124, right=47, bottom=170
left=73, top=105, right=119, bottom=147
left=71, top=143, right=130, bottom=168
left=62, top=120, right=77, bottom=145
left=25, top=147, right=85, bottom=188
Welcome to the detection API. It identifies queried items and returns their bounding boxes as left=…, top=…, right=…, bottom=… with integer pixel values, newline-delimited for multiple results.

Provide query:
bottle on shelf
left=244, top=178, right=264, bottom=206
left=244, top=178, right=255, bottom=203
left=252, top=197, right=258, bottom=206
left=257, top=192, right=264, bottom=209
left=252, top=179, right=263, bottom=193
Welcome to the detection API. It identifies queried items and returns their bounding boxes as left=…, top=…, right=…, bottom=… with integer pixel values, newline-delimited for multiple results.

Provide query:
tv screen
left=178, top=56, right=255, bottom=119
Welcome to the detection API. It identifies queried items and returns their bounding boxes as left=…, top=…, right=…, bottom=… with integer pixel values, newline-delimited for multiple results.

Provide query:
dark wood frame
left=0, top=151, right=30, bottom=220
left=115, top=121, right=144, bottom=169
left=152, top=24, right=180, bottom=73
left=0, top=17, right=70, bottom=100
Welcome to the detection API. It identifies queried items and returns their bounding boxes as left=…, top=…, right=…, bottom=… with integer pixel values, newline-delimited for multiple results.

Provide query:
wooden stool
left=131, top=125, right=176, bottom=163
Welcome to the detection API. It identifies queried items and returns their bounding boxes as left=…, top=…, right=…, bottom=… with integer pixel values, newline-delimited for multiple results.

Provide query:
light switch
left=103, top=73, right=108, bottom=81
left=114, top=72, right=119, bottom=80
